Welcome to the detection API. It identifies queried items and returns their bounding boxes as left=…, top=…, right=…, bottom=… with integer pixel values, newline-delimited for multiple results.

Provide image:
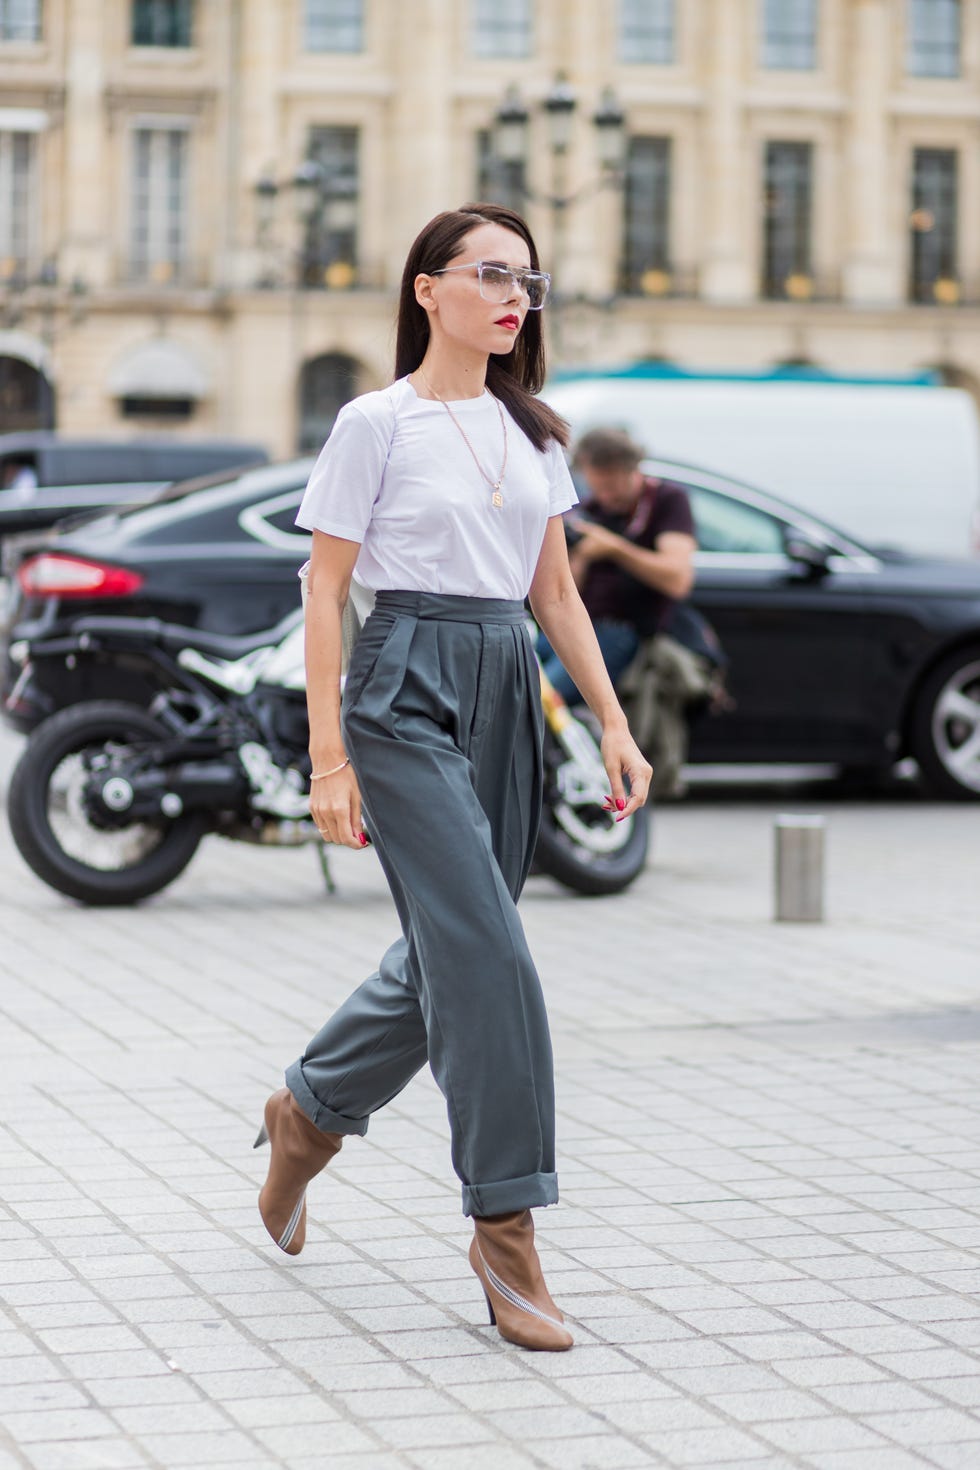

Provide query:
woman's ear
left=414, top=272, right=437, bottom=313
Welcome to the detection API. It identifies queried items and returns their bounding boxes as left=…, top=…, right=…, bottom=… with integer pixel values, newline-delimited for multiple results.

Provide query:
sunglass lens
left=526, top=276, right=548, bottom=309
left=479, top=266, right=513, bottom=302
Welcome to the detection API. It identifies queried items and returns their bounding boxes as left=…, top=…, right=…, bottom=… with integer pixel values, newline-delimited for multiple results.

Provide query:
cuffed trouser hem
left=462, top=1171, right=559, bottom=1218
left=286, top=1060, right=370, bottom=1137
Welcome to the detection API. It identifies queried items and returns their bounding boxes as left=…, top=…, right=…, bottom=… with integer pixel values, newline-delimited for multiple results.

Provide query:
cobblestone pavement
left=2, top=723, right=980, bottom=1470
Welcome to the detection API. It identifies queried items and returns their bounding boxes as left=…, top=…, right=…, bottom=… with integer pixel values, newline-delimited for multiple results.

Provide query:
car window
left=238, top=488, right=309, bottom=551
left=262, top=501, right=306, bottom=536
left=683, top=483, right=786, bottom=554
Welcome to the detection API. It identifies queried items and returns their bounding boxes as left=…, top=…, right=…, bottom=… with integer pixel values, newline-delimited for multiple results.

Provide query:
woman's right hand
left=310, top=764, right=370, bottom=849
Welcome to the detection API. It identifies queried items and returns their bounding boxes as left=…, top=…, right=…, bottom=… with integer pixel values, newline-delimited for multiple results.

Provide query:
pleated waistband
left=373, top=590, right=527, bottom=625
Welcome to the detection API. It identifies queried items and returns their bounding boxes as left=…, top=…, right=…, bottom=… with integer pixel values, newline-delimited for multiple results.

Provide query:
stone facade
left=1, top=0, right=980, bottom=457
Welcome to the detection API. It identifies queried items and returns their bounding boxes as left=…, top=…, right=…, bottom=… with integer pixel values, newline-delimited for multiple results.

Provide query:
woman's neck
left=414, top=346, right=488, bottom=401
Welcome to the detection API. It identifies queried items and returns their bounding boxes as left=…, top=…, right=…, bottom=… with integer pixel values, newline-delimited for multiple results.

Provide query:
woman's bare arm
left=304, top=529, right=368, bottom=849
left=529, top=518, right=651, bottom=817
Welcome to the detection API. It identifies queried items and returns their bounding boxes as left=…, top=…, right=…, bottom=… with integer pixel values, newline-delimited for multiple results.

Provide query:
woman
left=255, top=203, right=651, bottom=1353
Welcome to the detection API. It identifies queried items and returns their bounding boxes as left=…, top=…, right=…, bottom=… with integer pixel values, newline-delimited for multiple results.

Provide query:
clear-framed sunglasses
left=431, top=259, right=552, bottom=310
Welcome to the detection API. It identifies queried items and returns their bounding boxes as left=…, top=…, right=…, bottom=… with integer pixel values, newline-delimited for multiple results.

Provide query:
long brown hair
left=394, top=203, right=568, bottom=452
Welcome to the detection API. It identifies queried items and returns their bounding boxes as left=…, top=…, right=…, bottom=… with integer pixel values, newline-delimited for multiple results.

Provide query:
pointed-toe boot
left=254, top=1087, right=343, bottom=1255
left=470, top=1209, right=573, bottom=1351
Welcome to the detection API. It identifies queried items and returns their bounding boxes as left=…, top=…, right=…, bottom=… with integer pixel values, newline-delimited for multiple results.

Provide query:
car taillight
left=16, top=554, right=145, bottom=599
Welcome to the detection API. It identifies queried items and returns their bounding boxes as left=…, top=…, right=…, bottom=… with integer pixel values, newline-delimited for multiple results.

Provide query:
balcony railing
left=618, top=264, right=700, bottom=299
left=908, top=275, right=977, bottom=307
left=760, top=270, right=842, bottom=303
left=112, top=257, right=390, bottom=292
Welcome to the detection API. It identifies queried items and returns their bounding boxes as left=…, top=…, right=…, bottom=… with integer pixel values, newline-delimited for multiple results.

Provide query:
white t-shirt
left=295, top=375, right=577, bottom=600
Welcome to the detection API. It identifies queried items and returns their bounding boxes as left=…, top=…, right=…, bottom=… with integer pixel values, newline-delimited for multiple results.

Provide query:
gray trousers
left=286, top=591, right=558, bottom=1217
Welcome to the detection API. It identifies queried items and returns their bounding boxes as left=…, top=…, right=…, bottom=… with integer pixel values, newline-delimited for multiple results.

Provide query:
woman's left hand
left=600, top=726, right=653, bottom=820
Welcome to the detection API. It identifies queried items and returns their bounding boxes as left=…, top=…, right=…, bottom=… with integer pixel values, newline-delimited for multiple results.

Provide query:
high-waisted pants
left=285, top=591, right=558, bottom=1217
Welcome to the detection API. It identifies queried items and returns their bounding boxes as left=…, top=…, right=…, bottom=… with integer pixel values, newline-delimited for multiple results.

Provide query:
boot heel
left=253, top=1123, right=269, bottom=1149
left=484, top=1291, right=497, bottom=1327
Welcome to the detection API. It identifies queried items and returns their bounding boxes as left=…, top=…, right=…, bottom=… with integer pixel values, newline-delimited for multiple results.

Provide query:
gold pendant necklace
left=417, top=367, right=508, bottom=508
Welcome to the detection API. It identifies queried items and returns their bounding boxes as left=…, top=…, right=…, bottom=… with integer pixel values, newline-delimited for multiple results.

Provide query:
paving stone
left=640, top=1424, right=774, bottom=1463
left=252, top=1421, right=379, bottom=1455
left=529, top=1437, right=661, bottom=1468
left=123, top=1429, right=261, bottom=1464
left=859, top=1407, right=980, bottom=1444
left=0, top=1408, right=117, bottom=1443
left=17, top=1439, right=150, bottom=1469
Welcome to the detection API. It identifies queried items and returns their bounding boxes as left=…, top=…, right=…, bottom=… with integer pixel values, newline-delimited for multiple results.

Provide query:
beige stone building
left=2, top=0, right=980, bottom=458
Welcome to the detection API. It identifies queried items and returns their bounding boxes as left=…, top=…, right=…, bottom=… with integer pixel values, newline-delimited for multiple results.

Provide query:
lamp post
left=489, top=75, right=626, bottom=357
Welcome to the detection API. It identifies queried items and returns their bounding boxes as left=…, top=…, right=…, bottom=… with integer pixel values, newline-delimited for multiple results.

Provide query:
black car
left=0, top=431, right=268, bottom=546
left=3, top=456, right=980, bottom=799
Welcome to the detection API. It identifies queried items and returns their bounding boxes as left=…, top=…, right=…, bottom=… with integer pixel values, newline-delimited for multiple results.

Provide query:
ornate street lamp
left=494, top=84, right=530, bottom=168
left=592, top=86, right=628, bottom=175
left=490, top=75, right=626, bottom=355
left=252, top=162, right=359, bottom=289
left=542, top=73, right=577, bottom=157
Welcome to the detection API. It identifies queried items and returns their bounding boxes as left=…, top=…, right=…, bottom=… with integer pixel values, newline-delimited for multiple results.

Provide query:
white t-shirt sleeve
left=295, top=401, right=390, bottom=541
left=544, top=439, right=579, bottom=516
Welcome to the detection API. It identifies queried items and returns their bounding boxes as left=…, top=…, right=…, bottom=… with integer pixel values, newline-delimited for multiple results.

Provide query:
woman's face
left=421, top=222, right=534, bottom=357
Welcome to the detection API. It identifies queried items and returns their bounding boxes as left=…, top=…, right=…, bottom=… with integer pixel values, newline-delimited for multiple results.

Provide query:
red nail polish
left=615, top=798, right=626, bottom=811
left=359, top=832, right=368, bottom=846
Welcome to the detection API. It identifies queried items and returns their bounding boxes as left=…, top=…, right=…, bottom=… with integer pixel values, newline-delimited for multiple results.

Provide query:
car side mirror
left=785, top=532, right=831, bottom=576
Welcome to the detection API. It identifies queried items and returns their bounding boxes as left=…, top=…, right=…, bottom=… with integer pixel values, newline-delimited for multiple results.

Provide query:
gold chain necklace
left=417, top=367, right=508, bottom=508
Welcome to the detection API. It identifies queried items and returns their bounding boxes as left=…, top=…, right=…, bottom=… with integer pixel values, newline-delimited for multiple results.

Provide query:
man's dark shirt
left=577, top=476, right=695, bottom=638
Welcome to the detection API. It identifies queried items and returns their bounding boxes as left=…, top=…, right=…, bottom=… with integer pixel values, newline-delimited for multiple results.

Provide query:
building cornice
left=103, top=85, right=218, bottom=124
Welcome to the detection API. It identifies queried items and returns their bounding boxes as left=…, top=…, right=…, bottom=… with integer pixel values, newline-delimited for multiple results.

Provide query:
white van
left=544, top=376, right=980, bottom=559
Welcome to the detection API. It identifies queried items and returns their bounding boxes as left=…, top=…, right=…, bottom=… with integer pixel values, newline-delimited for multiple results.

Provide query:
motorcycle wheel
left=7, top=700, right=206, bottom=906
left=533, top=724, right=651, bottom=897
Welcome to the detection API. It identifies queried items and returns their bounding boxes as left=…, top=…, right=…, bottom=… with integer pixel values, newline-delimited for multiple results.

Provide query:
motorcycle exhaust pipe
left=228, top=818, right=321, bottom=846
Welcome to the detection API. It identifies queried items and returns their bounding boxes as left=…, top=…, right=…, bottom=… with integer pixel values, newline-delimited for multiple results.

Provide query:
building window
left=910, top=148, right=958, bottom=301
left=907, top=0, right=960, bottom=77
left=302, top=127, right=359, bottom=288
left=303, top=0, right=363, bottom=52
left=621, top=137, right=671, bottom=294
left=0, top=0, right=41, bottom=41
left=120, top=395, right=194, bottom=420
left=471, top=0, right=531, bottom=59
left=130, top=128, right=189, bottom=284
left=0, top=355, right=53, bottom=432
left=476, top=130, right=527, bottom=214
left=0, top=131, right=37, bottom=274
left=299, top=352, right=359, bottom=452
left=761, top=0, right=817, bottom=69
left=132, top=0, right=193, bottom=46
left=618, top=0, right=674, bottom=64
left=763, top=141, right=813, bottom=298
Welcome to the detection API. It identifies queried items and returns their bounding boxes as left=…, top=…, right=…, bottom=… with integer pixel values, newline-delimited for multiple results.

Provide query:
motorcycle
left=5, top=610, right=648, bottom=905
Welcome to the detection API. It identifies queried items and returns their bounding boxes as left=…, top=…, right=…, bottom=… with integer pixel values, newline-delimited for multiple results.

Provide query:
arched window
left=0, top=355, right=55, bottom=432
left=297, top=351, right=360, bottom=453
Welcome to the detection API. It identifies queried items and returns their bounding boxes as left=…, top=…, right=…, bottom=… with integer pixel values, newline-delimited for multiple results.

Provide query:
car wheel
left=911, top=646, right=980, bottom=799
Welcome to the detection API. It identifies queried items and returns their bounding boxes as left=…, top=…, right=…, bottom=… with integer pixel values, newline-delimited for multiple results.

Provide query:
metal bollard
left=774, top=815, right=825, bottom=922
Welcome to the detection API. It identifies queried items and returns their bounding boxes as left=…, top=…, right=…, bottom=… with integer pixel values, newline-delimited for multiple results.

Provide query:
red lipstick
left=495, top=314, right=520, bottom=329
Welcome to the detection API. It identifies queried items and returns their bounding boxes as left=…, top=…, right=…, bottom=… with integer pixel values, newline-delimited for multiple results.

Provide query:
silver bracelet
left=310, top=757, right=351, bottom=781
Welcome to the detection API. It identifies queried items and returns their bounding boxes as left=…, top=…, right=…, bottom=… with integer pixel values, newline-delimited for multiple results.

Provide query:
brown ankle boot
left=254, top=1088, right=342, bottom=1255
left=469, top=1210, right=573, bottom=1351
